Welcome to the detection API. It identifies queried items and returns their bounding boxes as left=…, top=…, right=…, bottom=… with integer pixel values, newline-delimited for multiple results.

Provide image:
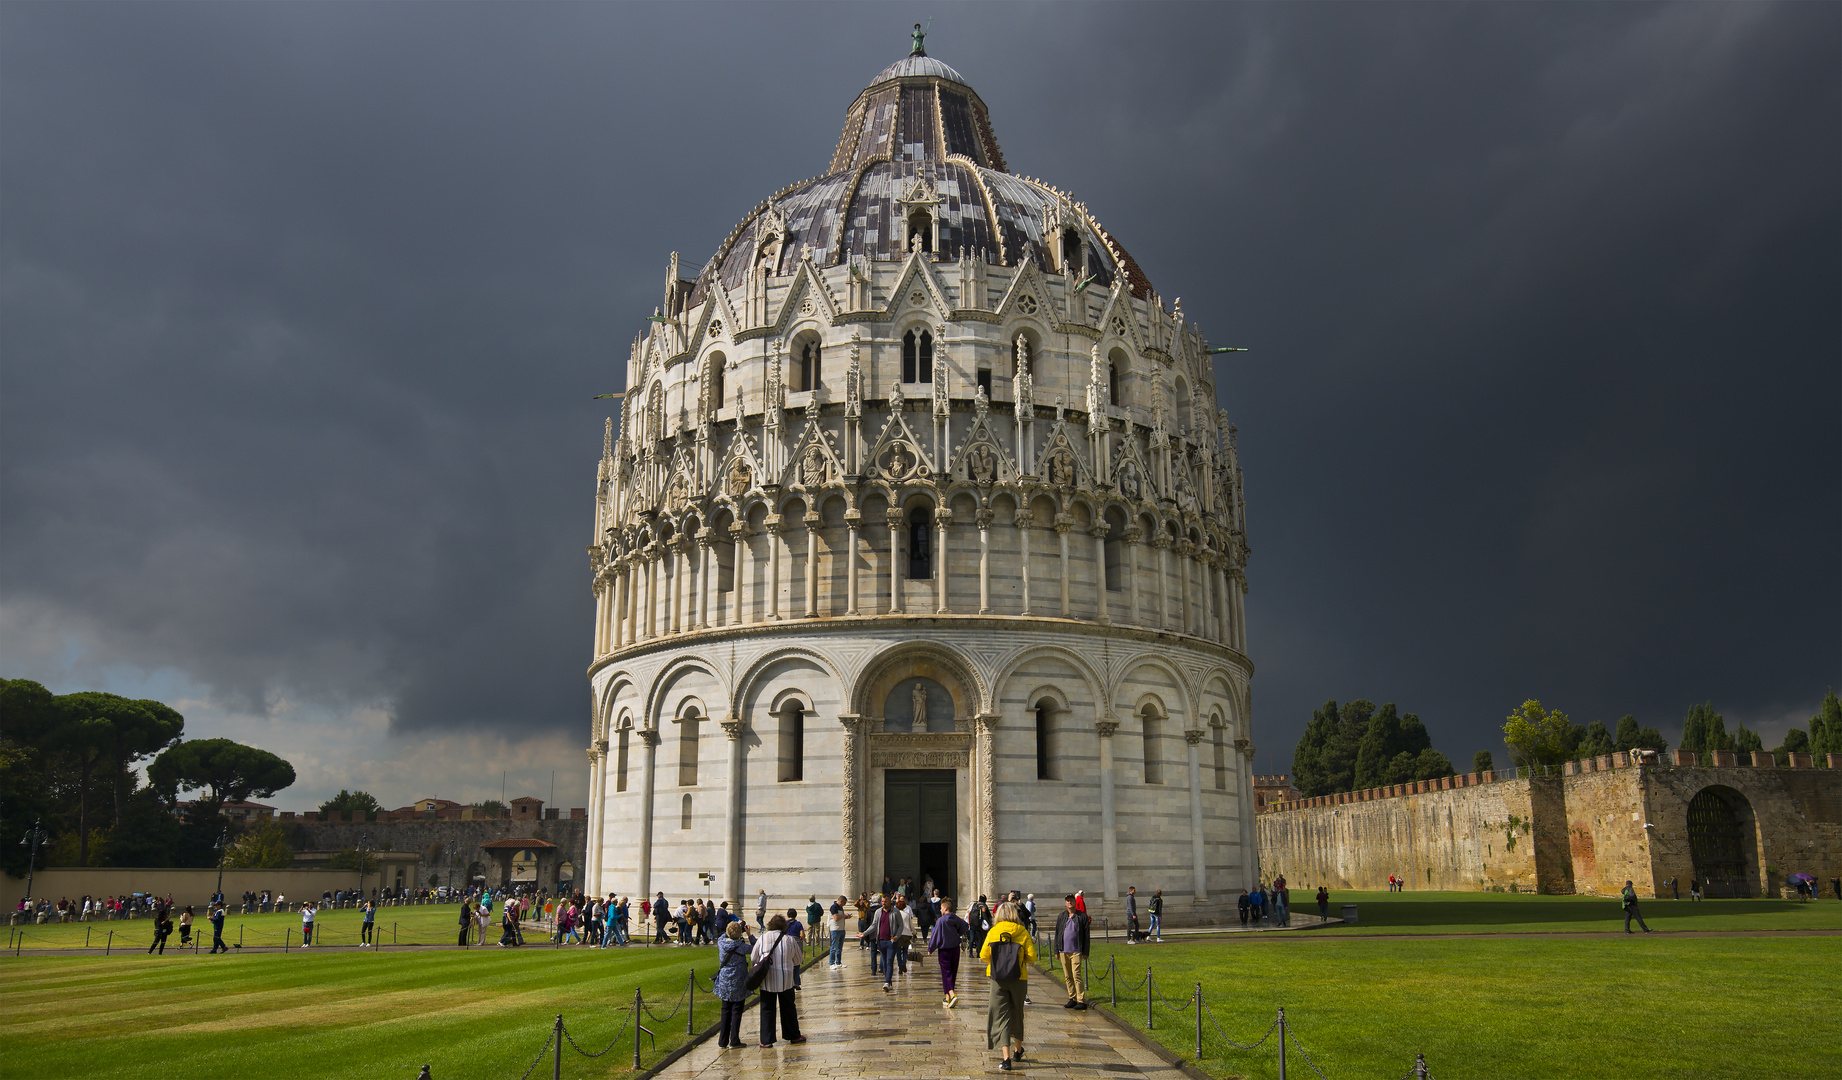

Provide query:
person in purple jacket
left=927, top=897, right=970, bottom=1008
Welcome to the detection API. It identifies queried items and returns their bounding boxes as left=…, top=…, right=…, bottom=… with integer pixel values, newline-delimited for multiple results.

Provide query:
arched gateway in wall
left=578, top=39, right=1259, bottom=925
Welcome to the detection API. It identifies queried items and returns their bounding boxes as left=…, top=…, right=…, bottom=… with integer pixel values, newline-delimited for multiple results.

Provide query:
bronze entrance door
left=884, top=769, right=955, bottom=901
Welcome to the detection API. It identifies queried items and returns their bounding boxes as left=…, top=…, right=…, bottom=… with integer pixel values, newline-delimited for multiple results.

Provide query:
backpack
left=987, top=934, right=1022, bottom=983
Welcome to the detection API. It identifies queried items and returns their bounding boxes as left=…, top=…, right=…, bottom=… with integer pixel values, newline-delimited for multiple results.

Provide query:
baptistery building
left=583, top=40, right=1257, bottom=924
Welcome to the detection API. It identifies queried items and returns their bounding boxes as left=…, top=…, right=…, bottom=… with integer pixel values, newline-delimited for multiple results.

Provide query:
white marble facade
left=582, top=46, right=1257, bottom=923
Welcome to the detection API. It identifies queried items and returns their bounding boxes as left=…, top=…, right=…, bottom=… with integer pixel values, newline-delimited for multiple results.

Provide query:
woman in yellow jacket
left=977, top=902, right=1038, bottom=1071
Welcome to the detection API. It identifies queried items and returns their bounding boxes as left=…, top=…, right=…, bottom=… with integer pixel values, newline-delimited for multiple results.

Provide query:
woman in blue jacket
left=712, top=922, right=753, bottom=1049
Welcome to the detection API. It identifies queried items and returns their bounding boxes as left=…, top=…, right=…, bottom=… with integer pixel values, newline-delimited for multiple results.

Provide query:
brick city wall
left=283, top=817, right=588, bottom=893
left=1258, top=755, right=1842, bottom=896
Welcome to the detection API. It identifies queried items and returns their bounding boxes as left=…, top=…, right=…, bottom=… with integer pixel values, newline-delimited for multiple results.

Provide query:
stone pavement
left=655, top=946, right=1189, bottom=1079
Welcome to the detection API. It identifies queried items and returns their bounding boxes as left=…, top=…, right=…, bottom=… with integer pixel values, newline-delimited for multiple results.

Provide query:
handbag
left=987, top=934, right=1022, bottom=983
left=745, top=930, right=789, bottom=992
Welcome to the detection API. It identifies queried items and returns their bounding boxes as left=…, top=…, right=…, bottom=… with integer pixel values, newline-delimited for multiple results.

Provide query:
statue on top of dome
left=911, top=23, right=926, bottom=57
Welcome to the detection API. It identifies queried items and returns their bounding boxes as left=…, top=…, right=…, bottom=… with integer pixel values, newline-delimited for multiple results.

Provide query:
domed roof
left=690, top=50, right=1153, bottom=307
left=867, top=54, right=969, bottom=87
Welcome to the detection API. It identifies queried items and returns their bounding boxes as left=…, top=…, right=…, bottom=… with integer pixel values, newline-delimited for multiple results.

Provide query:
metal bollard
left=1277, top=1007, right=1287, bottom=1080
left=1110, top=954, right=1117, bottom=1007
left=688, top=969, right=696, bottom=1036
left=553, top=1014, right=563, bottom=1080
left=1147, top=968, right=1153, bottom=1030
left=106, top=930, right=113, bottom=954
left=1195, top=983, right=1203, bottom=1060
left=86, top=927, right=92, bottom=949
left=1415, top=1052, right=1428, bottom=1079
left=633, top=987, right=644, bottom=1070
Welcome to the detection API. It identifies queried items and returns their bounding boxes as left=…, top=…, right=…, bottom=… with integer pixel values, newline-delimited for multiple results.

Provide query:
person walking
left=756, top=889, right=768, bottom=931
left=751, top=915, right=805, bottom=1047
left=209, top=902, right=229, bottom=953
left=477, top=899, right=492, bottom=945
left=806, top=896, right=824, bottom=946
left=301, top=902, right=316, bottom=947
left=713, top=921, right=752, bottom=1050
left=1124, top=886, right=1140, bottom=943
left=1275, top=884, right=1290, bottom=927
left=927, top=897, right=969, bottom=1008
left=979, top=901, right=1038, bottom=1071
left=827, top=896, right=849, bottom=969
left=360, top=898, right=375, bottom=947
left=1621, top=880, right=1652, bottom=933
left=1315, top=886, right=1329, bottom=923
left=1053, top=894, right=1091, bottom=1010
left=148, top=907, right=173, bottom=954
left=969, top=895, right=992, bottom=955
left=458, top=900, right=474, bottom=946
left=1148, top=890, right=1163, bottom=942
left=862, top=895, right=903, bottom=992
left=178, top=905, right=194, bottom=947
left=1237, top=889, right=1251, bottom=927
left=500, top=901, right=521, bottom=946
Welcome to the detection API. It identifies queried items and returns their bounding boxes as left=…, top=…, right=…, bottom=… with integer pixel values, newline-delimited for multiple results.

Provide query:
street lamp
left=213, top=828, right=230, bottom=905
left=19, top=819, right=47, bottom=905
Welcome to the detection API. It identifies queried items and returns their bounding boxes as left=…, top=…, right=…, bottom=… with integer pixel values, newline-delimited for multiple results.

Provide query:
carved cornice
left=1095, top=720, right=1120, bottom=738
left=720, top=717, right=745, bottom=740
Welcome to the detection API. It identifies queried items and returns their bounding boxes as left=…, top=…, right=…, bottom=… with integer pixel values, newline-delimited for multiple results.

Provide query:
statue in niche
left=884, top=443, right=915, bottom=480
left=1048, top=449, right=1074, bottom=487
left=666, top=472, right=689, bottom=511
left=1118, top=463, right=1141, bottom=501
left=800, top=444, right=827, bottom=487
left=727, top=460, right=752, bottom=497
left=911, top=684, right=928, bottom=729
left=966, top=443, right=996, bottom=484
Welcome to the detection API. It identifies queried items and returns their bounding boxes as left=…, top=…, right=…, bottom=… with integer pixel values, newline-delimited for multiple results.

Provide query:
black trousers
left=1624, top=905, right=1650, bottom=932
left=759, top=988, right=800, bottom=1045
left=211, top=930, right=228, bottom=953
left=718, top=998, right=747, bottom=1047
left=361, top=923, right=373, bottom=943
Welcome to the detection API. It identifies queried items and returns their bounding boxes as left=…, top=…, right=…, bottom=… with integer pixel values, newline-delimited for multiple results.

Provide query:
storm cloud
left=3, top=3, right=1835, bottom=805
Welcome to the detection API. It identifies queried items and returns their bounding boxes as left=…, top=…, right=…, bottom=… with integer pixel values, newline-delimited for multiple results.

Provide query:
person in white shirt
left=300, top=902, right=315, bottom=947
left=749, top=916, right=805, bottom=1047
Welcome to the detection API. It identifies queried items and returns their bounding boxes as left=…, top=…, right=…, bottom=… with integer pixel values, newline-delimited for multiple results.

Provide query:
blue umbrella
left=1790, top=873, right=1816, bottom=884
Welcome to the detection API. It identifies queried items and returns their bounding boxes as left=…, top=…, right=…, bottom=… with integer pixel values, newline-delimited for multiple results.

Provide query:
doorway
left=884, top=769, right=956, bottom=900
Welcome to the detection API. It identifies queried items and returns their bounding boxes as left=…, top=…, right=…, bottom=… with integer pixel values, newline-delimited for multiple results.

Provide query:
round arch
left=992, top=644, right=1107, bottom=729
left=732, top=645, right=847, bottom=722
left=852, top=641, right=988, bottom=722
left=642, top=657, right=728, bottom=731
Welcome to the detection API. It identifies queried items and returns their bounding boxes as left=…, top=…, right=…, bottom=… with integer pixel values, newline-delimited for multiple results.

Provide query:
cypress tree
left=1613, top=715, right=1641, bottom=752
left=1291, top=703, right=1337, bottom=797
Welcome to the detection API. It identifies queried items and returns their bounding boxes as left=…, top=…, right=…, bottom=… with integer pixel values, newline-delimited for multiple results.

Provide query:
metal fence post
left=1146, top=968, right=1153, bottom=1030
left=285, top=928, right=291, bottom=953
left=688, top=969, right=696, bottom=1036
left=239, top=925, right=244, bottom=949
left=553, top=1014, right=563, bottom=1080
left=1195, top=983, right=1203, bottom=1060
left=1110, top=955, right=1117, bottom=1007
left=1277, top=1007, right=1286, bottom=1080
left=106, top=930, right=113, bottom=955
left=633, top=987, right=644, bottom=1071
left=86, top=927, right=92, bottom=949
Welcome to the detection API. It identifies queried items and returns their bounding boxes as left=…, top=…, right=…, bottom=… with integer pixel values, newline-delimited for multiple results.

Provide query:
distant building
left=174, top=800, right=275, bottom=823
left=1253, top=775, right=1299, bottom=814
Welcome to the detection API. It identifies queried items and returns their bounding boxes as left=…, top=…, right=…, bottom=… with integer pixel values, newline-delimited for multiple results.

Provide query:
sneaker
left=998, top=1060, right=1012, bottom=1072
left=788, top=1036, right=806, bottom=1044
left=883, top=983, right=892, bottom=993
left=1063, top=999, right=1078, bottom=1008
left=1014, top=1050, right=1025, bottom=1061
left=1074, top=1002, right=1089, bottom=1010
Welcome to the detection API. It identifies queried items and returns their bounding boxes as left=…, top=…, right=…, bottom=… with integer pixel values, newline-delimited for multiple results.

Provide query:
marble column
left=935, top=508, right=951, bottom=614
left=1097, top=718, right=1120, bottom=898
left=844, top=512, right=861, bottom=615
left=1055, top=518, right=1074, bottom=617
left=1217, top=564, right=1232, bottom=646
left=1090, top=524, right=1111, bottom=624
left=804, top=512, right=822, bottom=618
left=886, top=509, right=904, bottom=614
left=977, top=510, right=993, bottom=614
left=636, top=728, right=661, bottom=900
left=593, top=583, right=607, bottom=656
left=721, top=717, right=746, bottom=908
left=975, top=712, right=1001, bottom=899
left=1185, top=730, right=1207, bottom=899
left=638, top=547, right=654, bottom=640
left=1124, top=528, right=1142, bottom=627
left=697, top=531, right=715, bottom=630
left=1152, top=537, right=1171, bottom=630
left=670, top=540, right=686, bottom=634
left=584, top=745, right=602, bottom=891
left=765, top=516, right=783, bottom=620
left=839, top=714, right=864, bottom=897
left=1177, top=541, right=1193, bottom=635
left=731, top=524, right=751, bottom=627
left=1014, top=509, right=1033, bottom=615
left=1235, top=737, right=1256, bottom=889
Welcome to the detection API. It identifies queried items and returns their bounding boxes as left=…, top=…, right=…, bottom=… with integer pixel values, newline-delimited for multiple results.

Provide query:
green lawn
left=3, top=901, right=656, bottom=952
left=1249, top=889, right=1842, bottom=936
left=1044, top=934, right=1842, bottom=1080
left=0, top=934, right=819, bottom=1080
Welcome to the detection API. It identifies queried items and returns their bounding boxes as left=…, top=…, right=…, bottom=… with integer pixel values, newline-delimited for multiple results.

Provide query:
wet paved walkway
left=656, top=949, right=1187, bottom=1080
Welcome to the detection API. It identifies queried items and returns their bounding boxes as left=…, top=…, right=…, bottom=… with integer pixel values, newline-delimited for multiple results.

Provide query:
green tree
left=1353, top=703, right=1406, bottom=789
left=1322, top=700, right=1374, bottom=794
left=1680, top=702, right=1732, bottom=756
left=1577, top=721, right=1615, bottom=758
left=1473, top=750, right=1494, bottom=774
left=1503, top=699, right=1575, bottom=770
left=1808, top=689, right=1841, bottom=758
left=475, top=799, right=507, bottom=819
left=1772, top=728, right=1809, bottom=766
left=1612, top=716, right=1639, bottom=752
left=223, top=823, right=294, bottom=869
left=1733, top=725, right=1763, bottom=755
left=45, top=691, right=183, bottom=865
left=326, top=847, right=378, bottom=874
left=1410, top=747, right=1456, bottom=782
left=148, top=738, right=296, bottom=820
left=0, top=680, right=58, bottom=879
left=1291, top=703, right=1337, bottom=797
left=102, top=788, right=181, bottom=867
left=319, top=789, right=380, bottom=816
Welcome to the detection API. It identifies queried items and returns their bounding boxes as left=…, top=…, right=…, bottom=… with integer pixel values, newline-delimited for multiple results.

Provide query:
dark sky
left=3, top=3, right=1836, bottom=806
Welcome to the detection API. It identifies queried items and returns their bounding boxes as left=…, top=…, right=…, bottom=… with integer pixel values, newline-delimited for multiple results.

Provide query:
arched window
left=779, top=704, right=805, bottom=783
left=907, top=210, right=933, bottom=253
left=1212, top=724, right=1227, bottom=790
left=907, top=506, right=932, bottom=579
left=1142, top=706, right=1164, bottom=785
left=1035, top=702, right=1058, bottom=781
left=680, top=794, right=693, bottom=830
left=708, top=352, right=726, bottom=413
left=1062, top=228, right=1083, bottom=275
left=1103, top=528, right=1123, bottom=591
left=678, top=708, right=701, bottom=787
left=902, top=330, right=934, bottom=384
left=1108, top=363, right=1120, bottom=406
left=799, top=340, right=821, bottom=392
left=615, top=727, right=630, bottom=792
left=976, top=366, right=992, bottom=398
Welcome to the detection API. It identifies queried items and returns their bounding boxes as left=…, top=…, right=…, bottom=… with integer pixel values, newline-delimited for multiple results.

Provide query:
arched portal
left=1687, top=786, right=1755, bottom=897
